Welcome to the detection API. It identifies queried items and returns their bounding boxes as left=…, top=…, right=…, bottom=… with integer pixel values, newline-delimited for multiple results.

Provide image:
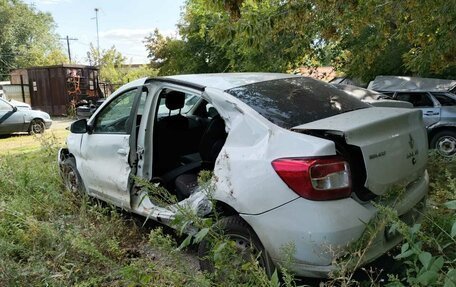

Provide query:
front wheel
left=430, top=130, right=456, bottom=157
left=198, top=216, right=275, bottom=278
left=60, top=157, right=84, bottom=194
left=29, top=119, right=45, bottom=135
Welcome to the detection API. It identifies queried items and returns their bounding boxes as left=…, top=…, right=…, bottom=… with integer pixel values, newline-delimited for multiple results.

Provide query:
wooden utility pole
left=60, top=36, right=78, bottom=63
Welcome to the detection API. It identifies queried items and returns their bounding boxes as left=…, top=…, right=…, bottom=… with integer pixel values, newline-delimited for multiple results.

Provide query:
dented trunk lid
left=293, top=107, right=428, bottom=196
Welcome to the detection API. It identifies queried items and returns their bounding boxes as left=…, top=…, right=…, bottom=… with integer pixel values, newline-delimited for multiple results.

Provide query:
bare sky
left=24, top=0, right=186, bottom=64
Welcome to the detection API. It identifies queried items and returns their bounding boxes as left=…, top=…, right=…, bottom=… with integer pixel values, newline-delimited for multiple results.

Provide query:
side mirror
left=12, top=106, right=17, bottom=112
left=70, top=119, right=89, bottom=134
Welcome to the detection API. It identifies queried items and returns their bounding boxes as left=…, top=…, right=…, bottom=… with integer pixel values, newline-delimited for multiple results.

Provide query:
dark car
left=76, top=99, right=105, bottom=119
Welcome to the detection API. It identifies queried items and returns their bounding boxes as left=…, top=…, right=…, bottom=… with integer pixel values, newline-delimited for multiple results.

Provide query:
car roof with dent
left=161, top=73, right=300, bottom=91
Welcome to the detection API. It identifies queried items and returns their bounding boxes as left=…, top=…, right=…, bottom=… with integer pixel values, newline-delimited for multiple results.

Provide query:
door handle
left=424, top=111, right=439, bottom=116
left=117, top=149, right=128, bottom=156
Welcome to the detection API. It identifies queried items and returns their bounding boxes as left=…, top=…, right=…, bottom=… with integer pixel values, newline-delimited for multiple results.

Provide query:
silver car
left=333, top=84, right=413, bottom=108
left=379, top=91, right=456, bottom=157
left=368, top=76, right=456, bottom=156
left=0, top=97, right=52, bottom=135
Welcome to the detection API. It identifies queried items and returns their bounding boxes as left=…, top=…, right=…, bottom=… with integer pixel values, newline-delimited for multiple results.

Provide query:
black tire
left=198, top=215, right=275, bottom=277
left=430, top=130, right=456, bottom=157
left=29, top=119, right=45, bottom=135
left=60, top=157, right=85, bottom=194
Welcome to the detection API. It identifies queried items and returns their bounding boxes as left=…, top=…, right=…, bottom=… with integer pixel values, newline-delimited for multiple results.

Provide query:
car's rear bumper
left=241, top=170, right=428, bottom=278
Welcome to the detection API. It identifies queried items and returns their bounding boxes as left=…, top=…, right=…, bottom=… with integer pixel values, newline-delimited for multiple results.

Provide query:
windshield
left=226, top=77, right=370, bottom=129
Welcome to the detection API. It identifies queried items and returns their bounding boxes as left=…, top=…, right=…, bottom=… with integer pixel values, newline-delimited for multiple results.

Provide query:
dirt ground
left=0, top=117, right=73, bottom=155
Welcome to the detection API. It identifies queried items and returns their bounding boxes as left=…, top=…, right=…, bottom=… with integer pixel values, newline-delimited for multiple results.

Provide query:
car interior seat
left=159, top=91, right=188, bottom=129
left=154, top=91, right=189, bottom=175
left=173, top=115, right=227, bottom=199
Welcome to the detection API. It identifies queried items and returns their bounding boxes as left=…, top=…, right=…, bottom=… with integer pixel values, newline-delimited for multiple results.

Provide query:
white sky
left=24, top=0, right=186, bottom=64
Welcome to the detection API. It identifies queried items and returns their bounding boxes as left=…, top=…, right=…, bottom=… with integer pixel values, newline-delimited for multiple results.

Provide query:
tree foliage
left=314, top=0, right=456, bottom=80
left=145, top=26, right=229, bottom=76
left=87, top=44, right=157, bottom=85
left=145, top=0, right=456, bottom=81
left=0, top=0, right=67, bottom=80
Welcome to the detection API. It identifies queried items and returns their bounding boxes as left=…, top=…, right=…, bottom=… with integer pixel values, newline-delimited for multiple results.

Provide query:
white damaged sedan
left=58, top=73, right=428, bottom=278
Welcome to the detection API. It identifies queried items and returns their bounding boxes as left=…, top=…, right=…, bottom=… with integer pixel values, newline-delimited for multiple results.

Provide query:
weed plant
left=0, top=137, right=454, bottom=286
left=0, top=139, right=207, bottom=286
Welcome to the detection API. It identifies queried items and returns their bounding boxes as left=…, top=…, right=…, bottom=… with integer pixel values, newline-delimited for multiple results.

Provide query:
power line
left=59, top=36, right=78, bottom=63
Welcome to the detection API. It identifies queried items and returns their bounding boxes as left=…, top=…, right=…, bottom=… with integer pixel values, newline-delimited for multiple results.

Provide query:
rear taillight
left=271, top=156, right=351, bottom=200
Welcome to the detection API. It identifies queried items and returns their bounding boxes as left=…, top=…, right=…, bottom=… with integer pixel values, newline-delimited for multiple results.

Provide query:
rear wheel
left=198, top=216, right=275, bottom=278
left=60, top=157, right=84, bottom=194
left=431, top=130, right=456, bottom=157
left=29, top=119, right=45, bottom=135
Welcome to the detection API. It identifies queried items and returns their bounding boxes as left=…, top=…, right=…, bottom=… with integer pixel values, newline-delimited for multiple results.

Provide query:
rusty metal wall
left=9, top=69, right=28, bottom=85
left=28, top=68, right=52, bottom=114
left=27, top=65, right=100, bottom=116
left=49, top=67, right=67, bottom=115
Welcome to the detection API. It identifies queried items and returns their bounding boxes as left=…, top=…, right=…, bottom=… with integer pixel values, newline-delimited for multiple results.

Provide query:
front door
left=79, top=87, right=144, bottom=208
left=0, top=100, right=24, bottom=134
left=395, top=92, right=441, bottom=127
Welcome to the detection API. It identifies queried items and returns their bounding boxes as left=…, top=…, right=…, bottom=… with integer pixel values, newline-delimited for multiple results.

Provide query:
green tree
left=145, top=15, right=230, bottom=76
left=87, top=44, right=126, bottom=84
left=0, top=0, right=67, bottom=80
left=147, top=0, right=456, bottom=81
left=87, top=44, right=157, bottom=86
left=145, top=0, right=330, bottom=74
left=145, top=1, right=235, bottom=75
left=312, top=0, right=456, bottom=80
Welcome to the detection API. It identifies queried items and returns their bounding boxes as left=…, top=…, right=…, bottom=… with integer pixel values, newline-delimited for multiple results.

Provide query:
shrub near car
left=0, top=97, right=52, bottom=135
left=59, top=73, right=428, bottom=278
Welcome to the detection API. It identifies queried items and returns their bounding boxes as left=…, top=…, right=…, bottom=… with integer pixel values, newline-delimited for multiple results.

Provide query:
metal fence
left=2, top=84, right=30, bottom=104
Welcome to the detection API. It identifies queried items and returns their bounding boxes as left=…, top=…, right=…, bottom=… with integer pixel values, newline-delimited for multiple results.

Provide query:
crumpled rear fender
left=202, top=88, right=337, bottom=215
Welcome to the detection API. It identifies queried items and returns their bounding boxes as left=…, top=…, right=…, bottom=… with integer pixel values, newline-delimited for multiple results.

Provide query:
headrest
left=165, top=91, right=186, bottom=110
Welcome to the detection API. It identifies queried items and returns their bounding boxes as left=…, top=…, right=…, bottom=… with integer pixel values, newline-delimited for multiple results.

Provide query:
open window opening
left=152, top=88, right=227, bottom=200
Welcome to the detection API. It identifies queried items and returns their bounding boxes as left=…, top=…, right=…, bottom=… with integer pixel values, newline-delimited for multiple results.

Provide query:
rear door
left=79, top=87, right=146, bottom=208
left=395, top=92, right=440, bottom=127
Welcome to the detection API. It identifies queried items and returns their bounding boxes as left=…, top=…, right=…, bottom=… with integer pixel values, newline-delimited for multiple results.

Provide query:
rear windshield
left=226, top=77, right=370, bottom=129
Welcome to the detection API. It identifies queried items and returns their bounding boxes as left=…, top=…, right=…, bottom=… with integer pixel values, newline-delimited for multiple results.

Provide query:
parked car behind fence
left=0, top=97, right=52, bottom=135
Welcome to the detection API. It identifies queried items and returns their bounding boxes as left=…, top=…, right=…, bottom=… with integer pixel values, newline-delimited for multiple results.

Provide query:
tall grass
left=0, top=142, right=208, bottom=286
left=0, top=137, right=454, bottom=286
